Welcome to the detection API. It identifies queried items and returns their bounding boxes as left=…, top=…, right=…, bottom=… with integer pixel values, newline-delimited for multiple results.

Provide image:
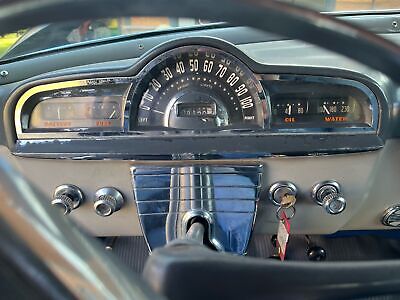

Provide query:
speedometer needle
left=323, top=105, right=330, bottom=115
left=109, top=110, right=116, bottom=119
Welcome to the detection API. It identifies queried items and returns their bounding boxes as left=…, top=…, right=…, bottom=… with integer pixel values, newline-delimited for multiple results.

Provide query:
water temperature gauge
left=317, top=99, right=354, bottom=116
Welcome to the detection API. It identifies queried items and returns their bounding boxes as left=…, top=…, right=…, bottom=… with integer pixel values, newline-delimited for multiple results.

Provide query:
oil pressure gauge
left=272, top=99, right=308, bottom=124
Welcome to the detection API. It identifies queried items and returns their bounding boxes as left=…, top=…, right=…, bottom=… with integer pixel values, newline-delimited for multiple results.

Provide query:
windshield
left=285, top=0, right=400, bottom=11
left=1, top=1, right=400, bottom=61
left=0, top=17, right=213, bottom=61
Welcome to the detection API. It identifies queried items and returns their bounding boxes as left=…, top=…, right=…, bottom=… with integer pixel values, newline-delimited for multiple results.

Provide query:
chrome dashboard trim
left=130, top=164, right=263, bottom=255
left=9, top=37, right=387, bottom=156
left=14, top=77, right=133, bottom=140
left=259, top=74, right=381, bottom=133
left=12, top=131, right=384, bottom=160
left=14, top=74, right=380, bottom=140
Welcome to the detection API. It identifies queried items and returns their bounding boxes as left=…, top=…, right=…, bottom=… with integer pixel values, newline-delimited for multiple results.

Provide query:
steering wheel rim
left=0, top=0, right=400, bottom=83
left=0, top=0, right=399, bottom=299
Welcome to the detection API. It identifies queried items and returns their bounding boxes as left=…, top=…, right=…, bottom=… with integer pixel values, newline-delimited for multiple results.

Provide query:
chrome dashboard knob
left=312, top=181, right=346, bottom=215
left=321, top=193, right=346, bottom=215
left=51, top=184, right=83, bottom=215
left=94, top=187, right=124, bottom=217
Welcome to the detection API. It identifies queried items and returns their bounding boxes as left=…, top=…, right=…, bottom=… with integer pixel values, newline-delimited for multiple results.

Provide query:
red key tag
left=277, top=211, right=291, bottom=261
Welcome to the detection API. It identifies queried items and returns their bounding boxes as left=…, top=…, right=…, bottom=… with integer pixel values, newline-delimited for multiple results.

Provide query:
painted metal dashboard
left=10, top=38, right=386, bottom=158
left=1, top=32, right=397, bottom=239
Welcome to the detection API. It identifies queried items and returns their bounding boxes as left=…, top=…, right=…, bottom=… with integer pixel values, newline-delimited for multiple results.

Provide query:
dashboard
left=0, top=25, right=398, bottom=242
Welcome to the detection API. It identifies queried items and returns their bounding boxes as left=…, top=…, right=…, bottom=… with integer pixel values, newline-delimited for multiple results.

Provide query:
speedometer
left=131, top=46, right=266, bottom=130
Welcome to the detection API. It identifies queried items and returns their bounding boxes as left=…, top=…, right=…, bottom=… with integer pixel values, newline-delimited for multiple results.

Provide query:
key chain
left=276, top=202, right=295, bottom=261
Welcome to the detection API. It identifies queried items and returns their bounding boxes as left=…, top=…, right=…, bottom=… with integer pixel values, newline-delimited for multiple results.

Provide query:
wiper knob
left=51, top=184, right=83, bottom=215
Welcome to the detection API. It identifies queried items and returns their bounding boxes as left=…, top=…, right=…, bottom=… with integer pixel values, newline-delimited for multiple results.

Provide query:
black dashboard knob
left=51, top=184, right=83, bottom=215
left=94, top=187, right=124, bottom=217
left=307, top=246, right=327, bottom=261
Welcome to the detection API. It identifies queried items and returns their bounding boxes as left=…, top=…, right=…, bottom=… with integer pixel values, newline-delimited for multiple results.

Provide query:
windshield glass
left=1, top=0, right=400, bottom=61
left=283, top=0, right=400, bottom=11
left=0, top=17, right=213, bottom=60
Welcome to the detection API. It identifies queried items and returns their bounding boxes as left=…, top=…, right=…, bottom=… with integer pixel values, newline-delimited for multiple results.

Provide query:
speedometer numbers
left=133, top=46, right=265, bottom=130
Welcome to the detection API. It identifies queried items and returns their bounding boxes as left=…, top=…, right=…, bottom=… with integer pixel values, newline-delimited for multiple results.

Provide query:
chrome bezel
left=14, top=77, right=133, bottom=139
left=311, top=180, right=341, bottom=205
left=11, top=37, right=384, bottom=158
left=382, top=205, right=400, bottom=227
left=268, top=181, right=297, bottom=206
left=181, top=210, right=224, bottom=251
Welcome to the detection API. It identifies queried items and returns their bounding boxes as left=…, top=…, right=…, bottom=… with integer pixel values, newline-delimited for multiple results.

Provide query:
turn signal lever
left=186, top=222, right=206, bottom=244
left=184, top=216, right=219, bottom=251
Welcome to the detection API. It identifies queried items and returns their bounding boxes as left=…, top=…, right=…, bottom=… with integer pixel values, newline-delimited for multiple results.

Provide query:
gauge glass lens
left=132, top=46, right=265, bottom=130
left=21, top=82, right=130, bottom=133
left=268, top=81, right=373, bottom=128
left=29, top=96, right=123, bottom=130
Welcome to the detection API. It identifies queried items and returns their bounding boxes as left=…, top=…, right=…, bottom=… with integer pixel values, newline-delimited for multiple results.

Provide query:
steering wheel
left=1, top=1, right=400, bottom=299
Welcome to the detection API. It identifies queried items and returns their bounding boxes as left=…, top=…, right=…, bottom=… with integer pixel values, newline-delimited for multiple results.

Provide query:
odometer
left=131, top=46, right=266, bottom=130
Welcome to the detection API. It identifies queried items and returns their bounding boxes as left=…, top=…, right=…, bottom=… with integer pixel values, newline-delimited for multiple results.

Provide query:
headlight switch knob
left=312, top=181, right=346, bottom=215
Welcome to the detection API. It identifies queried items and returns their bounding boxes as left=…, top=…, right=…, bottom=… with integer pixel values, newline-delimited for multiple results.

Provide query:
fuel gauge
left=29, top=96, right=124, bottom=130
left=92, top=102, right=121, bottom=119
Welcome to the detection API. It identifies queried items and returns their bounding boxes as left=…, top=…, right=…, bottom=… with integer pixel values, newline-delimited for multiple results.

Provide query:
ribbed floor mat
left=248, top=234, right=400, bottom=261
left=106, top=234, right=400, bottom=273
left=104, top=236, right=149, bottom=273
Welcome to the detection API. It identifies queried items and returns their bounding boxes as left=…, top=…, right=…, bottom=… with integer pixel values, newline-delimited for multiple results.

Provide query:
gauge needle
left=323, top=105, right=330, bottom=115
left=288, top=105, right=292, bottom=116
left=109, top=110, right=116, bottom=119
left=57, top=106, right=61, bottom=120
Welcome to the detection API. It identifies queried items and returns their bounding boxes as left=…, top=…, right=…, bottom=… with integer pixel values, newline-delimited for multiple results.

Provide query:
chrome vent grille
left=131, top=164, right=263, bottom=254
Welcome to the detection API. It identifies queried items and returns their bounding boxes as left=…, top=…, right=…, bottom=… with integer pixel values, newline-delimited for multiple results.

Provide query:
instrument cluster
left=265, top=76, right=375, bottom=130
left=14, top=44, right=379, bottom=140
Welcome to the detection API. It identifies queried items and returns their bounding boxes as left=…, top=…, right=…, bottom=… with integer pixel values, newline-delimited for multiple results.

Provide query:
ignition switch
left=268, top=181, right=298, bottom=206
